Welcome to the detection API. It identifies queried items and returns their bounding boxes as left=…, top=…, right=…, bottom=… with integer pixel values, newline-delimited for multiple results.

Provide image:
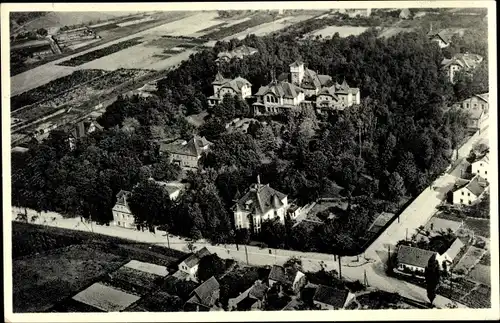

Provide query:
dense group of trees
left=12, top=23, right=486, bottom=252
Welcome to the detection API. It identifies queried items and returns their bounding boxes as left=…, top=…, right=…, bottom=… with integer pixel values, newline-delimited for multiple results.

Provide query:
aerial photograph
left=5, top=2, right=496, bottom=317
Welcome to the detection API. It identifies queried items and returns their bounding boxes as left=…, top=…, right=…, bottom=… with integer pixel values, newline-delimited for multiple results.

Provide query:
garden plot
left=453, top=246, right=486, bottom=274
left=307, top=25, right=369, bottom=38
left=13, top=245, right=125, bottom=313
left=126, top=291, right=183, bottom=312
left=224, top=15, right=316, bottom=40
left=464, top=217, right=490, bottom=238
left=11, top=64, right=77, bottom=97
left=461, top=285, right=491, bottom=308
left=72, top=282, right=141, bottom=312
left=104, top=266, right=160, bottom=296
left=467, top=264, right=491, bottom=286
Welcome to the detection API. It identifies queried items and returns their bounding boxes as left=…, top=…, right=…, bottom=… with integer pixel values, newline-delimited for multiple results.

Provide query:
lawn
left=308, top=25, right=369, bottom=38
left=464, top=217, right=490, bottom=238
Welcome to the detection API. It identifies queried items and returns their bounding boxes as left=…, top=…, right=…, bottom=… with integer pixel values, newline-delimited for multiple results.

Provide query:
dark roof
left=249, top=281, right=268, bottom=300
left=160, top=135, right=212, bottom=157
left=115, top=190, right=132, bottom=205
left=182, top=247, right=212, bottom=268
left=255, top=81, right=304, bottom=99
left=188, top=276, right=220, bottom=308
left=313, top=284, right=349, bottom=308
left=290, top=60, right=304, bottom=68
left=397, top=245, right=437, bottom=268
left=234, top=183, right=287, bottom=215
left=220, top=76, right=251, bottom=92
left=301, top=68, right=331, bottom=90
left=212, top=72, right=231, bottom=85
left=268, top=265, right=299, bottom=285
left=465, top=175, right=487, bottom=196
left=441, top=53, right=483, bottom=69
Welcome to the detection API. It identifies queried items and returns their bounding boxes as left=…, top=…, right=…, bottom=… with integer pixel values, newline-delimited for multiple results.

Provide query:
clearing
left=307, top=25, right=369, bottom=38
left=467, top=264, right=491, bottom=286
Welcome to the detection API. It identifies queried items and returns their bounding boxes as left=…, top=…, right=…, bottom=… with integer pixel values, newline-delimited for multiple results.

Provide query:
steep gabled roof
left=212, top=71, right=231, bottom=85
left=182, top=247, right=212, bottom=268
left=187, top=276, right=220, bottom=308
left=443, top=238, right=465, bottom=260
left=115, top=190, right=132, bottom=205
left=397, top=245, right=437, bottom=268
left=220, top=76, right=251, bottom=93
left=255, top=81, right=304, bottom=99
left=313, top=284, right=349, bottom=308
left=475, top=93, right=489, bottom=103
left=318, top=85, right=338, bottom=98
left=465, top=175, right=487, bottom=196
left=290, top=60, right=304, bottom=68
left=234, top=183, right=287, bottom=215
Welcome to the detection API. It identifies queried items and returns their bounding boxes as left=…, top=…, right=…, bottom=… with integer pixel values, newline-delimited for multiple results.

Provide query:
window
left=460, top=199, right=463, bottom=204
left=466, top=103, right=469, bottom=109
left=461, top=192, right=464, bottom=196
left=118, top=221, right=121, bottom=226
left=468, top=201, right=471, bottom=205
left=485, top=171, right=487, bottom=175
left=468, top=192, right=470, bottom=196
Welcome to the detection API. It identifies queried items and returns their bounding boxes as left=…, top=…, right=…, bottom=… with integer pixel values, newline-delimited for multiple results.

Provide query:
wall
left=452, top=187, right=477, bottom=205
left=112, top=204, right=135, bottom=228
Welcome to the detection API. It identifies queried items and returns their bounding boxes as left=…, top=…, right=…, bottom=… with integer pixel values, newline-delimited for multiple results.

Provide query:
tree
left=424, top=253, right=441, bottom=306
left=197, top=254, right=227, bottom=282
left=128, top=179, right=172, bottom=226
left=386, top=171, right=406, bottom=203
left=122, top=117, right=141, bottom=133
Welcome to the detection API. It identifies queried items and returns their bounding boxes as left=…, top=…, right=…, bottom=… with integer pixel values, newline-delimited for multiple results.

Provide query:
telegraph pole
left=244, top=245, right=249, bottom=265
left=406, top=228, right=408, bottom=241
left=364, top=269, right=368, bottom=287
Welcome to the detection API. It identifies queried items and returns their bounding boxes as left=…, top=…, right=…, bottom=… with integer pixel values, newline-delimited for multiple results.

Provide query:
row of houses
left=208, top=60, right=361, bottom=116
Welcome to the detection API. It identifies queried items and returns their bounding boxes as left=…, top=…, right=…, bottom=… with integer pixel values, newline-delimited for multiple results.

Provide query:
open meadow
left=307, top=25, right=370, bottom=38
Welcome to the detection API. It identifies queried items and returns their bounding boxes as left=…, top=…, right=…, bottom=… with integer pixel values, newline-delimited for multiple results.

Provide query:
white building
left=232, top=176, right=288, bottom=233
left=315, top=80, right=361, bottom=111
left=396, top=245, right=437, bottom=275
left=177, top=247, right=212, bottom=280
left=441, top=53, right=483, bottom=83
left=471, top=153, right=489, bottom=181
left=112, top=190, right=135, bottom=228
left=208, top=72, right=252, bottom=107
left=436, top=238, right=465, bottom=271
left=252, top=80, right=305, bottom=116
left=452, top=174, right=488, bottom=206
left=153, top=180, right=185, bottom=201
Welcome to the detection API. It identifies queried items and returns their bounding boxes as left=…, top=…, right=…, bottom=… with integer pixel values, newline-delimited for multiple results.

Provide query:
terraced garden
left=57, top=37, right=144, bottom=66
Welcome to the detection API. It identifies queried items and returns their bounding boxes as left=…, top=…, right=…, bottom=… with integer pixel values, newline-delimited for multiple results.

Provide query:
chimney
left=257, top=175, right=261, bottom=185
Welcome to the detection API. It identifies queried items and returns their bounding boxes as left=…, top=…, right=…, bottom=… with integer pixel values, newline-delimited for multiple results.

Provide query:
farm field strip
left=57, top=37, right=144, bottom=66
left=203, top=14, right=276, bottom=40
left=124, top=260, right=169, bottom=276
left=223, top=14, right=316, bottom=40
left=117, top=16, right=155, bottom=27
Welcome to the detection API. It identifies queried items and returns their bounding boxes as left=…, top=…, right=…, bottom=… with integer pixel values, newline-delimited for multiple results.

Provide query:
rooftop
left=255, top=81, right=304, bottom=99
left=397, top=245, right=437, bottom=268
left=159, top=135, right=212, bottom=157
left=313, top=284, right=349, bottom=308
left=234, top=182, right=287, bottom=216
left=187, top=276, right=220, bottom=308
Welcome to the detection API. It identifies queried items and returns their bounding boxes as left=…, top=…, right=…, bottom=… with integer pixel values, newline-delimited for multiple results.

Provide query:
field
left=307, top=25, right=369, bottom=38
left=58, top=37, right=144, bottom=66
left=10, top=69, right=107, bottom=112
left=13, top=244, right=126, bottom=312
left=378, top=27, right=415, bottom=38
left=464, top=217, right=490, bottom=238
left=16, top=11, right=141, bottom=30
left=11, top=222, right=185, bottom=313
left=222, top=15, right=316, bottom=40
left=467, top=264, right=491, bottom=286
left=12, top=69, right=151, bottom=123
left=461, top=284, right=491, bottom=308
left=453, top=246, right=485, bottom=274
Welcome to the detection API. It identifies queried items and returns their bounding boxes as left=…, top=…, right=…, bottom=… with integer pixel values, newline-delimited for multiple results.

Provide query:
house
left=428, top=29, right=455, bottom=48
left=396, top=245, right=438, bottom=275
left=399, top=8, right=412, bottom=19
left=452, top=174, right=488, bottom=205
left=112, top=190, right=135, bottom=228
left=315, top=80, right=361, bottom=111
left=178, top=247, right=212, bottom=279
left=152, top=180, right=185, bottom=201
left=216, top=45, right=258, bottom=64
left=68, top=119, right=103, bottom=150
left=159, top=135, right=212, bottom=169
left=227, top=280, right=268, bottom=311
left=207, top=72, right=252, bottom=107
left=232, top=176, right=289, bottom=233
left=252, top=80, right=306, bottom=116
left=184, top=276, right=220, bottom=311
left=436, top=238, right=465, bottom=270
left=312, top=284, right=350, bottom=310
left=454, top=93, right=489, bottom=131
left=471, top=153, right=489, bottom=181
left=441, top=53, right=483, bottom=83
left=280, top=61, right=333, bottom=97
left=268, top=265, right=306, bottom=294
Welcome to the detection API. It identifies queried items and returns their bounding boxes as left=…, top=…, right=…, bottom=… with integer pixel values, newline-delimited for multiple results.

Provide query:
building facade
left=452, top=174, right=488, bottom=205
left=159, top=135, right=212, bottom=170
left=232, top=176, right=288, bottom=233
left=112, top=190, right=135, bottom=228
left=441, top=53, right=483, bottom=83
left=208, top=73, right=252, bottom=107
left=471, top=153, right=489, bottom=181
left=315, top=81, right=361, bottom=111
left=252, top=81, right=306, bottom=116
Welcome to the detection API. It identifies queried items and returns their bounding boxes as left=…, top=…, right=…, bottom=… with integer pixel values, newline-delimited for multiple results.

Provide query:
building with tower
left=207, top=72, right=252, bottom=107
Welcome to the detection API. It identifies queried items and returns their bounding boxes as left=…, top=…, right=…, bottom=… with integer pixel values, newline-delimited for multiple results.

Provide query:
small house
left=112, top=190, right=134, bottom=228
left=441, top=53, right=483, bottom=83
left=152, top=180, right=186, bottom=201
left=471, top=153, right=489, bottom=181
left=208, top=72, right=252, bottom=107
left=159, top=135, right=212, bottom=170
left=437, top=238, right=465, bottom=270
left=178, top=247, right=212, bottom=279
left=227, top=280, right=268, bottom=311
left=268, top=264, right=306, bottom=294
left=452, top=174, right=488, bottom=205
left=312, top=284, right=351, bottom=310
left=396, top=245, right=438, bottom=275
